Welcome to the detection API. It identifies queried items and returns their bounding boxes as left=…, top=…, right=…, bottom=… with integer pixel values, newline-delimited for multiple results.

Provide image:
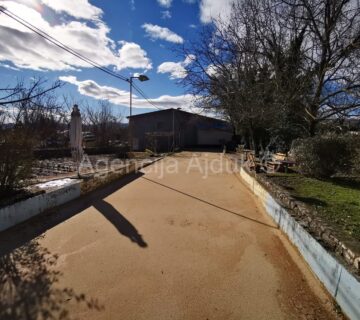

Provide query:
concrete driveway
left=0, top=152, right=342, bottom=320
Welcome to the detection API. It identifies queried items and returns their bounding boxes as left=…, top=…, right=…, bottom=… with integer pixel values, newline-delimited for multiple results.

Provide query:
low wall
left=34, top=146, right=129, bottom=159
left=0, top=157, right=162, bottom=233
left=0, top=182, right=81, bottom=232
left=239, top=167, right=360, bottom=320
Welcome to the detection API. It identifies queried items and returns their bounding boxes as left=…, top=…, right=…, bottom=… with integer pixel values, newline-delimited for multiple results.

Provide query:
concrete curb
left=0, top=181, right=81, bottom=232
left=238, top=167, right=360, bottom=320
left=80, top=157, right=163, bottom=195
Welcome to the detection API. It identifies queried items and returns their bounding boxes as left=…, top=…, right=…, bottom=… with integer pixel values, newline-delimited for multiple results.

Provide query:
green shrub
left=293, top=134, right=359, bottom=178
left=352, top=146, right=360, bottom=175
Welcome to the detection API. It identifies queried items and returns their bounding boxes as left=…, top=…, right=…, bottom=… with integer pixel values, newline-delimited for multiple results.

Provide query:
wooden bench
left=247, top=152, right=261, bottom=172
left=236, top=144, right=245, bottom=154
left=266, top=153, right=295, bottom=173
left=245, top=151, right=296, bottom=173
left=273, top=153, right=286, bottom=161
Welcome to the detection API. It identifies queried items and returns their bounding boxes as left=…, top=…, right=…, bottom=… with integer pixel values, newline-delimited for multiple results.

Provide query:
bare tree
left=294, top=0, right=360, bottom=135
left=0, top=78, right=61, bottom=106
left=5, top=79, right=65, bottom=146
left=84, top=101, right=124, bottom=146
left=241, top=0, right=360, bottom=135
left=0, top=78, right=63, bottom=193
left=181, top=0, right=309, bottom=149
left=181, top=0, right=360, bottom=145
left=0, top=108, right=7, bottom=127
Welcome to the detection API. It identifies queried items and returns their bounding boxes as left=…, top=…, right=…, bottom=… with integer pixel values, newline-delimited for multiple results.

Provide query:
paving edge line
left=236, top=166, right=360, bottom=320
left=0, top=157, right=164, bottom=233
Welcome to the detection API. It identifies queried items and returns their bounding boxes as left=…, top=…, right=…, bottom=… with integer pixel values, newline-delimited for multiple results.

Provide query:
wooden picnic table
left=278, top=160, right=296, bottom=173
left=243, top=149, right=255, bottom=161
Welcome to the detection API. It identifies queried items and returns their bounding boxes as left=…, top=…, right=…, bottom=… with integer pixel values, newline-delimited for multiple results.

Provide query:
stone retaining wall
left=251, top=172, right=360, bottom=276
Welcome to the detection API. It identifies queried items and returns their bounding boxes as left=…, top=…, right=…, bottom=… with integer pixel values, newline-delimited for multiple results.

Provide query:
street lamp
left=129, top=74, right=149, bottom=117
left=128, top=74, right=149, bottom=151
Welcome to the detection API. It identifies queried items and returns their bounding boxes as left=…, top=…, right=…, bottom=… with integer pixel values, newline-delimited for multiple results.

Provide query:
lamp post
left=129, top=74, right=149, bottom=117
left=128, top=74, right=149, bottom=150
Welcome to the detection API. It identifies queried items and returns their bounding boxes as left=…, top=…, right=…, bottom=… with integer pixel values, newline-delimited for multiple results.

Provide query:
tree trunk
left=309, top=119, right=317, bottom=137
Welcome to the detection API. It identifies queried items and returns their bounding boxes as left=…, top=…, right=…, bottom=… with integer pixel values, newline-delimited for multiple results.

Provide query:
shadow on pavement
left=141, top=177, right=277, bottom=229
left=0, top=172, right=146, bottom=319
left=0, top=171, right=146, bottom=253
left=0, top=238, right=103, bottom=320
left=0, top=172, right=146, bottom=255
left=93, top=199, right=147, bottom=248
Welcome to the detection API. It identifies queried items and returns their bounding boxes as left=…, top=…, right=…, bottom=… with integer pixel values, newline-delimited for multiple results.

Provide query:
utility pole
left=172, top=108, right=182, bottom=152
left=128, top=74, right=149, bottom=150
left=130, top=77, right=133, bottom=117
left=172, top=108, right=175, bottom=152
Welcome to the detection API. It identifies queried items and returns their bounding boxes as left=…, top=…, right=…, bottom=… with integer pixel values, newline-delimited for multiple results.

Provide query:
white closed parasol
left=70, top=104, right=83, bottom=177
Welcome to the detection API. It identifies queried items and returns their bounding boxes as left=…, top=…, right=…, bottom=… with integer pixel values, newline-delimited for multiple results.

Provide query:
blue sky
left=0, top=0, right=232, bottom=118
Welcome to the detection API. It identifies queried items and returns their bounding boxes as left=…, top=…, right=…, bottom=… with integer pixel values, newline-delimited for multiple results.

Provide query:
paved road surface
left=0, top=153, right=343, bottom=320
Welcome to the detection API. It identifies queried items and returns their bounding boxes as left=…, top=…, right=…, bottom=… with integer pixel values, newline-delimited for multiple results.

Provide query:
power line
left=0, top=6, right=166, bottom=110
left=0, top=6, right=128, bottom=82
left=132, top=82, right=163, bottom=110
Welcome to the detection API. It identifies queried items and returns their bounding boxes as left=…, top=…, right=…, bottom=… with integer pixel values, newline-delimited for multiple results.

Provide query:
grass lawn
left=266, top=173, right=360, bottom=243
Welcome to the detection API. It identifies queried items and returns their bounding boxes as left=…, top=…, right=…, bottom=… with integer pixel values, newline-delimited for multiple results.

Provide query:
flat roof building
left=128, top=109, right=233, bottom=152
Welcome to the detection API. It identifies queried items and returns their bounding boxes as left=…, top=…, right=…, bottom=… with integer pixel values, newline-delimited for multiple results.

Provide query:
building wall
left=129, top=110, right=232, bottom=151
left=130, top=111, right=174, bottom=151
left=197, top=129, right=233, bottom=145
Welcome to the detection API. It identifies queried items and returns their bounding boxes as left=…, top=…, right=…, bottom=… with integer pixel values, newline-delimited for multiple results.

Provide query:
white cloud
left=200, top=0, right=233, bottom=23
left=157, top=55, right=195, bottom=79
left=40, top=0, right=103, bottom=20
left=158, top=62, right=185, bottom=79
left=142, top=23, right=183, bottom=44
left=143, top=94, right=197, bottom=111
left=0, top=62, right=19, bottom=71
left=157, top=0, right=172, bottom=8
left=130, top=0, right=135, bottom=10
left=161, top=10, right=172, bottom=19
left=205, top=63, right=232, bottom=77
left=206, top=64, right=218, bottom=77
left=0, top=1, right=152, bottom=71
left=59, top=75, right=198, bottom=111
left=59, top=75, right=136, bottom=106
left=117, top=41, right=152, bottom=70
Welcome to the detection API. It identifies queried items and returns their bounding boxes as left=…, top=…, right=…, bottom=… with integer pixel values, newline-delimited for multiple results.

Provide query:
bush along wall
left=293, top=134, right=360, bottom=178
